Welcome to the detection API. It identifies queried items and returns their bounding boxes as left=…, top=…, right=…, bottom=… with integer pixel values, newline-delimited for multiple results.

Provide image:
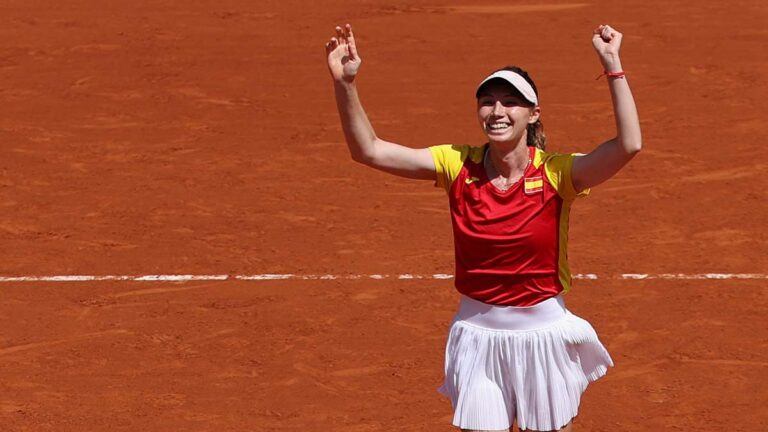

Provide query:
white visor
left=476, top=70, right=538, bottom=106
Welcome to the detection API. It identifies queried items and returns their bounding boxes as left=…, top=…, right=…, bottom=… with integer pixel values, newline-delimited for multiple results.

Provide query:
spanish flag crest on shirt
left=524, top=176, right=544, bottom=194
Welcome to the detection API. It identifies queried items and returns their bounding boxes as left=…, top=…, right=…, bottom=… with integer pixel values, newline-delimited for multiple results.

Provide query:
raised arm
left=325, top=24, right=435, bottom=180
left=572, top=25, right=642, bottom=192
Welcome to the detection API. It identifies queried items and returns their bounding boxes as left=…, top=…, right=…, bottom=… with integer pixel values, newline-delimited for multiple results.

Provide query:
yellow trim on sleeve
left=538, top=149, right=590, bottom=200
left=429, top=144, right=480, bottom=193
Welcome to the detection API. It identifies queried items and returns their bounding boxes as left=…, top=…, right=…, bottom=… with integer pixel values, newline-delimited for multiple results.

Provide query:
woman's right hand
left=325, top=24, right=361, bottom=84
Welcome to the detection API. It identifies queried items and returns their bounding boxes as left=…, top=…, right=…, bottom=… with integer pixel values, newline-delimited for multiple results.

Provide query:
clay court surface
left=1, top=0, right=766, bottom=430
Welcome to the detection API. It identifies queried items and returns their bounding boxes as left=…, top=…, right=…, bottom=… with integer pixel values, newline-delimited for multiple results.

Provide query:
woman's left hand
left=592, top=25, right=622, bottom=71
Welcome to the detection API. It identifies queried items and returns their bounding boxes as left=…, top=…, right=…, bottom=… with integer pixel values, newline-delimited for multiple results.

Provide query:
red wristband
left=596, top=70, right=626, bottom=80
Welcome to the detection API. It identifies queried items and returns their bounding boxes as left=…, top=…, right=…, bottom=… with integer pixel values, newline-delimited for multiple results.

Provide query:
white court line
left=622, top=273, right=768, bottom=280
left=0, top=273, right=766, bottom=282
left=235, top=274, right=294, bottom=280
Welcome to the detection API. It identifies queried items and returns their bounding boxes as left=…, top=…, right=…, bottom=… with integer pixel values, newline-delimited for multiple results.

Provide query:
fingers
left=326, top=23, right=361, bottom=61
left=325, top=37, right=339, bottom=54
left=325, top=25, right=350, bottom=52
left=323, top=24, right=345, bottom=55
left=593, top=24, right=622, bottom=42
left=326, top=26, right=344, bottom=54
left=593, top=24, right=612, bottom=42
left=593, top=25, right=603, bottom=36
left=344, top=24, right=359, bottom=60
left=602, top=25, right=612, bottom=41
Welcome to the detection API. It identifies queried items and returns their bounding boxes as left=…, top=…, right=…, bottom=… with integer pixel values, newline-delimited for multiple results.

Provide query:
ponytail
left=527, top=119, right=546, bottom=150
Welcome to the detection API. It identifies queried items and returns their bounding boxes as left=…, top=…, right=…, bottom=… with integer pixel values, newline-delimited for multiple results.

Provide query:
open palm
left=325, top=24, right=361, bottom=83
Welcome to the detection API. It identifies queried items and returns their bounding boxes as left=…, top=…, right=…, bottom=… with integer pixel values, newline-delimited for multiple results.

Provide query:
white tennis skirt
left=439, top=294, right=613, bottom=431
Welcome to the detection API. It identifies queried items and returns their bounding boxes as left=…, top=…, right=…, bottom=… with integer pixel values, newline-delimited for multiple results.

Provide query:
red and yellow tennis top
left=430, top=143, right=588, bottom=306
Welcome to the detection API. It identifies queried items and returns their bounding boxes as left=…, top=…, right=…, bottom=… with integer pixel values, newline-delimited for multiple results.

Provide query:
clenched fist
left=592, top=24, right=623, bottom=72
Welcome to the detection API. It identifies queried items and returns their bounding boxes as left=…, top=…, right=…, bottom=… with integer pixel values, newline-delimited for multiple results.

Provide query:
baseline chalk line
left=0, top=273, right=766, bottom=282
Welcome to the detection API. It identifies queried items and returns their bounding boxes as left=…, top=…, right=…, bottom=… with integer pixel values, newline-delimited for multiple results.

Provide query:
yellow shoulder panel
left=536, top=148, right=590, bottom=200
left=429, top=144, right=481, bottom=192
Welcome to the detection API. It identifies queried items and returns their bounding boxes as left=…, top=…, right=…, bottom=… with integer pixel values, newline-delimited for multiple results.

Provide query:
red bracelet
left=595, top=70, right=626, bottom=80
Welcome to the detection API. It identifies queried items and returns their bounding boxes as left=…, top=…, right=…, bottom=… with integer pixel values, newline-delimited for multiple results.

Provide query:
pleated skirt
left=439, top=294, right=613, bottom=431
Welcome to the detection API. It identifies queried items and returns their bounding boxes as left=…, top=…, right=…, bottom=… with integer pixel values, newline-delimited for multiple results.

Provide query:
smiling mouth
left=487, top=122, right=511, bottom=133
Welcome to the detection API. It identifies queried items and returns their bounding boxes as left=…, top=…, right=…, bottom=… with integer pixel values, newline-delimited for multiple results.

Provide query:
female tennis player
left=325, top=24, right=641, bottom=432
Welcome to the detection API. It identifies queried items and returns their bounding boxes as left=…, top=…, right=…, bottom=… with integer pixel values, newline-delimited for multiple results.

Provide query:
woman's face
left=476, top=81, right=540, bottom=145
